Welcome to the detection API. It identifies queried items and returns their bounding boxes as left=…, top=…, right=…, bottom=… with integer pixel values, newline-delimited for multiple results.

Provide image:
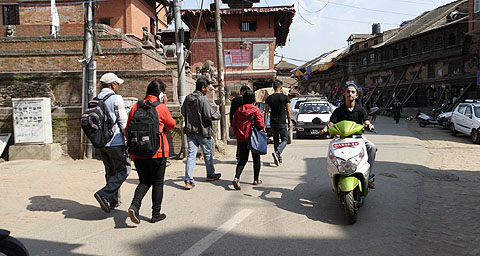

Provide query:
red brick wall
left=188, top=13, right=276, bottom=81
left=20, top=3, right=84, bottom=25
left=190, top=14, right=275, bottom=38
left=0, top=24, right=83, bottom=37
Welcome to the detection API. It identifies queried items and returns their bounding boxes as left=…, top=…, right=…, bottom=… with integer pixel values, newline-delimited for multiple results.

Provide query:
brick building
left=0, top=0, right=196, bottom=159
left=181, top=5, right=295, bottom=90
left=295, top=0, right=477, bottom=111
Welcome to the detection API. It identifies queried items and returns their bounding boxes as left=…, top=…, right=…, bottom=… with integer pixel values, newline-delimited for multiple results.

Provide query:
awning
left=292, top=47, right=348, bottom=79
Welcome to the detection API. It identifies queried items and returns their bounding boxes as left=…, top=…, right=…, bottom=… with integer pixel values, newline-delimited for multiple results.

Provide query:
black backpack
left=127, top=100, right=164, bottom=157
left=81, top=93, right=115, bottom=148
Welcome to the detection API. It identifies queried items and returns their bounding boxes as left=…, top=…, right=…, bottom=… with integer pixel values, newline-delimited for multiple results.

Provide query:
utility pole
left=214, top=0, right=227, bottom=144
left=81, top=0, right=96, bottom=158
left=173, top=0, right=188, bottom=158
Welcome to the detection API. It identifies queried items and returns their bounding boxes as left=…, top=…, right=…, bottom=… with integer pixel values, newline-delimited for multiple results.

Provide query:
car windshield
left=474, top=106, right=480, bottom=118
left=294, top=100, right=306, bottom=109
left=299, top=103, right=331, bottom=114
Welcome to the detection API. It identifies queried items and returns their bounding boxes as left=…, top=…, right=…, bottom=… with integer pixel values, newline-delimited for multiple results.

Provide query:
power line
left=313, top=0, right=419, bottom=16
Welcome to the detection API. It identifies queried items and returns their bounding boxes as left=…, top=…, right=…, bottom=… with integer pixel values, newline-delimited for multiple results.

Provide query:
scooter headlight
left=330, top=149, right=365, bottom=175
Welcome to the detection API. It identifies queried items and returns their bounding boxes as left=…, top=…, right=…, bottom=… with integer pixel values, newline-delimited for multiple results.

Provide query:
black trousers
left=97, top=146, right=130, bottom=206
left=235, top=142, right=261, bottom=180
left=130, top=158, right=167, bottom=217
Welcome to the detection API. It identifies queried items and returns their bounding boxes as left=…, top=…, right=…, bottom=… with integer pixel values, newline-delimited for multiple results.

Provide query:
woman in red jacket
left=232, top=91, right=265, bottom=190
left=126, top=80, right=176, bottom=224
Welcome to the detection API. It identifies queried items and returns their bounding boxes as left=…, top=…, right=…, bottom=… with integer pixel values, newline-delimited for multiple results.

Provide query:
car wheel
left=450, top=124, right=457, bottom=136
left=471, top=129, right=480, bottom=144
left=419, top=122, right=426, bottom=127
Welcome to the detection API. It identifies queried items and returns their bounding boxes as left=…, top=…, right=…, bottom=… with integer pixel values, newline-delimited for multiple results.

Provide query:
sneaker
left=184, top=181, right=195, bottom=190
left=206, top=173, right=221, bottom=181
left=151, top=213, right=166, bottom=223
left=368, top=174, right=376, bottom=189
left=232, top=178, right=241, bottom=190
left=94, top=193, right=110, bottom=213
left=279, top=158, right=283, bottom=164
left=109, top=201, right=121, bottom=210
left=128, top=206, right=140, bottom=224
left=272, top=152, right=279, bottom=166
left=368, top=181, right=376, bottom=189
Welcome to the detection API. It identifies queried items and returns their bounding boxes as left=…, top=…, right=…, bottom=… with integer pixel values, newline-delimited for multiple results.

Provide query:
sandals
left=253, top=180, right=262, bottom=185
left=232, top=178, right=241, bottom=190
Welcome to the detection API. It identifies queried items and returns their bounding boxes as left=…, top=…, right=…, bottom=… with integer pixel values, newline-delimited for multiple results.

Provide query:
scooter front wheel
left=0, top=234, right=29, bottom=256
left=343, top=191, right=358, bottom=224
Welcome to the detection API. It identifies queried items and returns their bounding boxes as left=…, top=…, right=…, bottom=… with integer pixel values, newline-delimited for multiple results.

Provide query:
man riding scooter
left=322, top=84, right=377, bottom=189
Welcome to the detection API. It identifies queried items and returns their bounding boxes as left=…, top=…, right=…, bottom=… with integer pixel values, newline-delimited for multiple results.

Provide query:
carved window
left=447, top=33, right=456, bottom=46
left=402, top=46, right=408, bottom=57
left=362, top=56, right=367, bottom=65
left=2, top=5, right=19, bottom=25
left=370, top=53, right=375, bottom=64
left=427, top=62, right=435, bottom=79
left=393, top=48, right=399, bottom=59
left=373, top=39, right=378, bottom=45
left=364, top=43, right=368, bottom=49
left=435, top=36, right=444, bottom=49
left=448, top=61, right=463, bottom=75
left=241, top=21, right=256, bottom=32
left=411, top=42, right=418, bottom=54
left=98, top=18, right=111, bottom=26
left=422, top=40, right=430, bottom=52
left=205, top=22, right=215, bottom=32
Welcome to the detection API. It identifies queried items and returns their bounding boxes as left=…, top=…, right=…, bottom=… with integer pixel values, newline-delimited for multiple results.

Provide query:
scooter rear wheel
left=343, top=191, right=358, bottom=224
left=419, top=122, right=426, bottom=127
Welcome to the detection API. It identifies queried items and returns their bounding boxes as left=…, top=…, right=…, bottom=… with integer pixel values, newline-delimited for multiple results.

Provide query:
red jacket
left=126, top=95, right=176, bottom=158
left=232, top=104, right=265, bottom=142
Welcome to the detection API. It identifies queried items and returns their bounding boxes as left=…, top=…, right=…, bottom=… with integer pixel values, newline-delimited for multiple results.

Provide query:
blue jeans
left=185, top=133, right=216, bottom=183
left=271, top=124, right=288, bottom=161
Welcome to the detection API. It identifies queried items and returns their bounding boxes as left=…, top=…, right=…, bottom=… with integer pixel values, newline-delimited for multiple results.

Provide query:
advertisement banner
left=224, top=49, right=250, bottom=67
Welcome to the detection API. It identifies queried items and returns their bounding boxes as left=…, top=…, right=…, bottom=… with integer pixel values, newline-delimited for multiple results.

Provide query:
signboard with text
left=224, top=49, right=250, bottom=67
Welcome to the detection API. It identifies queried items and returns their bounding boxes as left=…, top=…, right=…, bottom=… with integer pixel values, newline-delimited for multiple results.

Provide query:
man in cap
left=93, top=72, right=130, bottom=213
left=321, top=83, right=377, bottom=189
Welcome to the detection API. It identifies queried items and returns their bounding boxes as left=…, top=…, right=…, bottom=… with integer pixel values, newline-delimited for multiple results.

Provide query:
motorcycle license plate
left=310, top=129, right=320, bottom=135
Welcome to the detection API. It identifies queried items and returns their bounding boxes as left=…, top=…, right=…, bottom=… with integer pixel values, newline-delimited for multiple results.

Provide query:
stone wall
left=0, top=70, right=195, bottom=159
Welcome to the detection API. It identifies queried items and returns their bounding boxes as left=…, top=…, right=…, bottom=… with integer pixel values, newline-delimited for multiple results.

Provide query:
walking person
left=393, top=98, right=402, bottom=124
left=126, top=80, right=176, bottom=224
left=231, top=91, right=265, bottom=190
left=93, top=73, right=130, bottom=213
left=230, top=85, right=250, bottom=162
left=181, top=78, right=222, bottom=190
left=264, top=80, right=291, bottom=166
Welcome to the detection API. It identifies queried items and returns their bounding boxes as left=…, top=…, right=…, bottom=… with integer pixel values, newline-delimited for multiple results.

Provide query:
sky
left=178, top=0, right=457, bottom=66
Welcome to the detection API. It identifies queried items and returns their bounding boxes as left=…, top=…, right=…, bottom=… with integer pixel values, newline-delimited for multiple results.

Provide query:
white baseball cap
left=100, top=73, right=124, bottom=85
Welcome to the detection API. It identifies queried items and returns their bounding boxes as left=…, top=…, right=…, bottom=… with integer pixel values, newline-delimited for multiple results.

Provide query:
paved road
left=1, top=116, right=478, bottom=255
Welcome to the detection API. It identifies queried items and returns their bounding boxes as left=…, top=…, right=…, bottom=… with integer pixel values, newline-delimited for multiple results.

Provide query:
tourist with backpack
left=181, top=78, right=221, bottom=190
left=90, top=73, right=130, bottom=213
left=126, top=80, right=175, bottom=224
left=231, top=91, right=265, bottom=190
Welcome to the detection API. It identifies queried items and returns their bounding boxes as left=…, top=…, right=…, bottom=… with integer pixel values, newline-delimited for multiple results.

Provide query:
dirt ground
left=406, top=119, right=480, bottom=255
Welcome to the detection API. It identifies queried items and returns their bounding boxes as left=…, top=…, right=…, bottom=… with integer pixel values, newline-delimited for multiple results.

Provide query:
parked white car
left=290, top=97, right=307, bottom=130
left=450, top=100, right=480, bottom=143
left=295, top=101, right=336, bottom=138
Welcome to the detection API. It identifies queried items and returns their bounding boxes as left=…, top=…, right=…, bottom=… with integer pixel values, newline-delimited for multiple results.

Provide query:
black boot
left=151, top=213, right=166, bottom=223
left=128, top=205, right=140, bottom=224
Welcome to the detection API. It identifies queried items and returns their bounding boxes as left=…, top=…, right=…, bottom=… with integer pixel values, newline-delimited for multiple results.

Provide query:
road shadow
left=26, top=195, right=135, bottom=229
